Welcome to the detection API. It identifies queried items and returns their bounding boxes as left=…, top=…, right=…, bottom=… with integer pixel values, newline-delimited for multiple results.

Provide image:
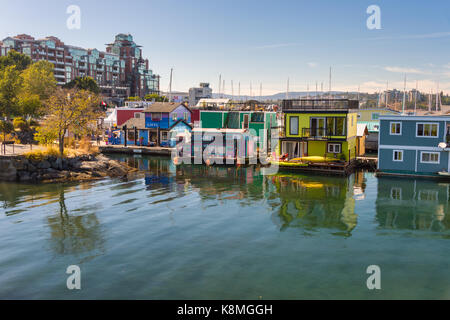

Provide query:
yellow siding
left=357, top=109, right=398, bottom=122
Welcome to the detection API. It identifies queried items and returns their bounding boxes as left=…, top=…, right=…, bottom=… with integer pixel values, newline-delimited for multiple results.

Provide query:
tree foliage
left=63, top=76, right=100, bottom=94
left=0, top=53, right=56, bottom=119
left=0, top=120, right=14, bottom=141
left=144, top=93, right=168, bottom=102
left=0, top=50, right=32, bottom=72
left=39, top=88, right=102, bottom=156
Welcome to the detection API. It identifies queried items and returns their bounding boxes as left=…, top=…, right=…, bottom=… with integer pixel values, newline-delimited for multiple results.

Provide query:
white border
left=327, top=143, right=341, bottom=154
left=390, top=121, right=402, bottom=135
left=420, top=151, right=440, bottom=164
left=393, top=150, right=403, bottom=162
left=416, top=122, right=439, bottom=138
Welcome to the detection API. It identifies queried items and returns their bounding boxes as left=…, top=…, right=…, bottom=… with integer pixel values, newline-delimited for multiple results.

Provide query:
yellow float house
left=278, top=99, right=359, bottom=167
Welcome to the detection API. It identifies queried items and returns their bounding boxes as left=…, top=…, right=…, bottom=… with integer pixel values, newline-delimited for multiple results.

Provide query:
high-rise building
left=0, top=33, right=160, bottom=104
left=106, top=34, right=160, bottom=98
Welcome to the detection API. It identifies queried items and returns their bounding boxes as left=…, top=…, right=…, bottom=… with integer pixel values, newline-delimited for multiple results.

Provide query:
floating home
left=191, top=109, right=278, bottom=154
left=274, top=99, right=360, bottom=174
left=176, top=128, right=258, bottom=165
left=378, top=115, right=450, bottom=178
left=111, top=102, right=192, bottom=147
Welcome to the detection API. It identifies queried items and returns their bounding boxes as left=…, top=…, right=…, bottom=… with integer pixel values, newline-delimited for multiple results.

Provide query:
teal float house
left=196, top=110, right=278, bottom=153
left=378, top=115, right=450, bottom=177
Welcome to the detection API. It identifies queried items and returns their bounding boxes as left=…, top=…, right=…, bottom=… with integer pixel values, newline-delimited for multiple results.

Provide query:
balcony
left=282, top=99, right=359, bottom=112
left=302, top=128, right=333, bottom=140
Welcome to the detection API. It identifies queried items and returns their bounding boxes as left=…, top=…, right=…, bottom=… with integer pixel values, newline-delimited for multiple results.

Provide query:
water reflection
left=376, top=177, right=450, bottom=234
left=47, top=187, right=105, bottom=259
left=269, top=174, right=357, bottom=236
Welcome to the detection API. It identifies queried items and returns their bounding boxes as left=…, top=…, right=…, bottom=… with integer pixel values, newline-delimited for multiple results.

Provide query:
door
left=243, top=114, right=249, bottom=129
left=311, top=118, right=325, bottom=136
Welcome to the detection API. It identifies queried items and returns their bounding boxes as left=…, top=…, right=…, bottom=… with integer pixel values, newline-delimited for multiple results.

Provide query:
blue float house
left=378, top=115, right=450, bottom=177
left=119, top=102, right=192, bottom=147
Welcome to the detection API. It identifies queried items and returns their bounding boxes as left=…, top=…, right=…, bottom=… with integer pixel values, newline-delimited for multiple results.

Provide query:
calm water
left=0, top=155, right=449, bottom=300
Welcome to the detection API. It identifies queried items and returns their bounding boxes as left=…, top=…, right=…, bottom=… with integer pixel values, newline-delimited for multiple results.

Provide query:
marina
left=1, top=155, right=449, bottom=299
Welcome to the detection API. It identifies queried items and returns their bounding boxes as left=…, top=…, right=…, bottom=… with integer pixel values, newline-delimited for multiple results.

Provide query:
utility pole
left=222, top=79, right=225, bottom=98
left=218, top=74, right=222, bottom=98
left=238, top=82, right=241, bottom=101
left=385, top=81, right=388, bottom=108
left=231, top=80, right=234, bottom=99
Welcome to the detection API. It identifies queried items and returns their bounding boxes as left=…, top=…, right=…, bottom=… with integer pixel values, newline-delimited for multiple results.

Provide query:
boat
left=438, top=171, right=450, bottom=177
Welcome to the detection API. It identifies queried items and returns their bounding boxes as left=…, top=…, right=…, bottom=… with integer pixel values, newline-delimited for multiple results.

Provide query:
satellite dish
left=438, top=142, right=447, bottom=149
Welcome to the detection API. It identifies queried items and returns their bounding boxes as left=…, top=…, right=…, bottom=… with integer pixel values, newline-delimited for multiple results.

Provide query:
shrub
left=23, top=146, right=67, bottom=161
left=13, top=117, right=29, bottom=131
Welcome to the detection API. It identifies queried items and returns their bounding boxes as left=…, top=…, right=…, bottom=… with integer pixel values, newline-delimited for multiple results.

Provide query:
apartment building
left=0, top=33, right=160, bottom=103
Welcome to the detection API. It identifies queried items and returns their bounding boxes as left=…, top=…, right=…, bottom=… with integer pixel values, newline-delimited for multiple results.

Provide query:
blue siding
left=379, top=119, right=445, bottom=147
left=379, top=116, right=450, bottom=175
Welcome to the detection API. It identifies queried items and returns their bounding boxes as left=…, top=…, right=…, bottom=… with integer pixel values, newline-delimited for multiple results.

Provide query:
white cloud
left=384, top=66, right=427, bottom=74
left=307, top=62, right=318, bottom=68
left=251, top=43, right=297, bottom=49
left=369, top=31, right=450, bottom=41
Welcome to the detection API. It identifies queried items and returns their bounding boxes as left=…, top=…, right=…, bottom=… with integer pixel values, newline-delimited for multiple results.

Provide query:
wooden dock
left=99, top=145, right=173, bottom=157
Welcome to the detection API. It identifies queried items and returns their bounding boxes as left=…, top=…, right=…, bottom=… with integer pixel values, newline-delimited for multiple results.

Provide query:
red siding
left=117, top=109, right=142, bottom=126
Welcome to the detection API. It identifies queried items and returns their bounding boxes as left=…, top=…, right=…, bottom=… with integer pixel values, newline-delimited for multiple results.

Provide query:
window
left=184, top=112, right=189, bottom=121
left=391, top=187, right=402, bottom=200
left=289, top=116, right=299, bottom=135
left=327, top=143, right=341, bottom=154
left=390, top=122, right=402, bottom=135
left=417, top=123, right=439, bottom=137
left=421, top=152, right=440, bottom=164
left=135, top=113, right=142, bottom=119
left=152, top=112, right=162, bottom=121
left=335, top=117, right=345, bottom=136
left=393, top=150, right=403, bottom=162
left=372, top=113, right=380, bottom=120
left=419, top=190, right=438, bottom=202
left=172, top=113, right=177, bottom=121
left=161, top=132, right=168, bottom=141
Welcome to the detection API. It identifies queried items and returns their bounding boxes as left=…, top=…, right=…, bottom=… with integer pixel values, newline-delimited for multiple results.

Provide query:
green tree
left=63, top=76, right=100, bottom=94
left=144, top=93, right=168, bottom=102
left=0, top=120, right=14, bottom=141
left=39, top=88, right=101, bottom=157
left=0, top=50, right=32, bottom=72
left=0, top=65, right=21, bottom=118
left=21, top=60, right=57, bottom=100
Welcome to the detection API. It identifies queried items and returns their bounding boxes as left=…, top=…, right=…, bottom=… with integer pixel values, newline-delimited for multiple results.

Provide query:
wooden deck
left=99, top=145, right=173, bottom=157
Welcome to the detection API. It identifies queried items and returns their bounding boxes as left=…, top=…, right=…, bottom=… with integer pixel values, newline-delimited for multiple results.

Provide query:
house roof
left=169, top=119, right=192, bottom=130
left=357, top=123, right=369, bottom=137
left=121, top=117, right=145, bottom=129
left=144, top=102, right=190, bottom=113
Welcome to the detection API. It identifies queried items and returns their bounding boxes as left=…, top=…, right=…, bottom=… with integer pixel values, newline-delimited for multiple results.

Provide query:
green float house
left=279, top=99, right=359, bottom=162
left=197, top=110, right=278, bottom=153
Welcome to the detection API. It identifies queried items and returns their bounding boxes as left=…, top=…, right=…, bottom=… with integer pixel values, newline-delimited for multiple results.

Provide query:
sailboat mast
left=402, top=75, right=406, bottom=114
left=168, top=68, right=173, bottom=103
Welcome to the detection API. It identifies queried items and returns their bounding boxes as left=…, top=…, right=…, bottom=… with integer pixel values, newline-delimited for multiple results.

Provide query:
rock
left=50, top=158, right=63, bottom=170
left=37, top=160, right=51, bottom=169
left=13, top=158, right=28, bottom=170
left=18, top=171, right=31, bottom=182
left=27, top=163, right=37, bottom=172
left=107, top=161, right=128, bottom=177
left=0, top=159, right=17, bottom=182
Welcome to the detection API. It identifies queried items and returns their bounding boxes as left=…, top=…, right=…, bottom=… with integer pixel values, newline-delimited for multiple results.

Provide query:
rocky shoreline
left=0, top=154, right=136, bottom=183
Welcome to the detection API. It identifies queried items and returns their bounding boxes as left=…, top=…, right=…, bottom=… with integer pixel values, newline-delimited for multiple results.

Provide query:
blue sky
left=1, top=0, right=450, bottom=94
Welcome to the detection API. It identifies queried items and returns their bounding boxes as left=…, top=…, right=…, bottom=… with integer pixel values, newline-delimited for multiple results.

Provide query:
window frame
left=416, top=122, right=439, bottom=138
left=420, top=151, right=440, bottom=164
left=390, top=122, right=402, bottom=136
left=327, top=143, right=342, bottom=154
left=392, top=150, right=403, bottom=162
left=289, top=116, right=299, bottom=136
left=372, top=113, right=380, bottom=120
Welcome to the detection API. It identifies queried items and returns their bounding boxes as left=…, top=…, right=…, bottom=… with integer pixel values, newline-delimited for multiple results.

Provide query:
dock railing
left=282, top=99, right=359, bottom=111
